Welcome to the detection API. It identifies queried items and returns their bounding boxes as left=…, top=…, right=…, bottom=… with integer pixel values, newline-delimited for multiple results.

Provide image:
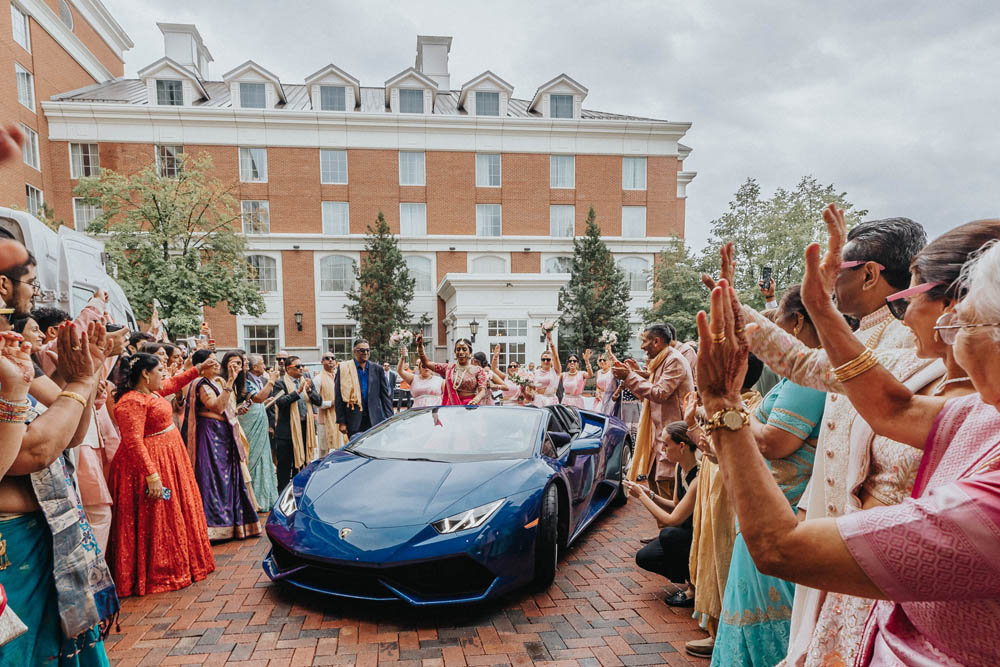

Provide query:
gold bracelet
left=57, top=391, right=88, bottom=408
left=832, top=348, right=879, bottom=383
left=146, top=473, right=160, bottom=484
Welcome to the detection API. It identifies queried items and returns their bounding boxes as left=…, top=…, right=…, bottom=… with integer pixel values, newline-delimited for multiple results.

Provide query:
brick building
left=34, top=22, right=695, bottom=365
left=2, top=0, right=131, bottom=220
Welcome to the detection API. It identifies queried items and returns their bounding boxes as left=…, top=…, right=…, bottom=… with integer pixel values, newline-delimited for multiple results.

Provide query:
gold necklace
left=865, top=318, right=893, bottom=348
left=452, top=364, right=471, bottom=389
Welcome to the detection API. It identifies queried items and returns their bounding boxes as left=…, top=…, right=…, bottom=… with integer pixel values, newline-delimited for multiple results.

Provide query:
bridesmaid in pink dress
left=560, top=349, right=593, bottom=408
left=397, top=349, right=443, bottom=408
left=533, top=331, right=562, bottom=407
left=595, top=350, right=615, bottom=414
left=490, top=345, right=524, bottom=404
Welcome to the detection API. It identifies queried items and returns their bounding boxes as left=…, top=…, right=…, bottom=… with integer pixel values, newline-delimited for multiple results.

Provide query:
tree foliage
left=641, top=239, right=704, bottom=341
left=699, top=176, right=868, bottom=308
left=74, top=153, right=264, bottom=337
left=345, top=212, right=415, bottom=361
left=557, top=207, right=632, bottom=357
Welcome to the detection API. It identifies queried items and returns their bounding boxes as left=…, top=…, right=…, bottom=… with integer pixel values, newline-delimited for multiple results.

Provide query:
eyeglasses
left=840, top=260, right=886, bottom=272
left=933, top=311, right=1000, bottom=345
left=885, top=282, right=942, bottom=320
left=286, top=364, right=301, bottom=370
left=12, top=278, right=40, bottom=295
left=540, top=357, right=552, bottom=362
left=322, top=356, right=335, bottom=361
left=355, top=348, right=370, bottom=354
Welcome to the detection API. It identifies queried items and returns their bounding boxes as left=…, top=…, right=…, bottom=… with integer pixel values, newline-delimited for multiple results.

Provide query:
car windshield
left=347, top=406, right=544, bottom=462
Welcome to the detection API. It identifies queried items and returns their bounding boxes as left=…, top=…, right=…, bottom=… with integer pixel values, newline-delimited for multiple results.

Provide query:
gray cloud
left=105, top=0, right=1000, bottom=249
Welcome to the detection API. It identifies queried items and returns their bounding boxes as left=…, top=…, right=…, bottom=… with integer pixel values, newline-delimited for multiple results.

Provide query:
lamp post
left=469, top=319, right=479, bottom=343
left=294, top=311, right=303, bottom=331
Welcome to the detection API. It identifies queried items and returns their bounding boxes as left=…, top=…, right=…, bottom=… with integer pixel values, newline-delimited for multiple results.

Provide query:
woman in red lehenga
left=106, top=352, right=217, bottom=597
left=415, top=333, right=489, bottom=405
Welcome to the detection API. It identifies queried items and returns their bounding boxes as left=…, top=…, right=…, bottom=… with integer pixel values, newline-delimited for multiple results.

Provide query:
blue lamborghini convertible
left=262, top=404, right=632, bottom=605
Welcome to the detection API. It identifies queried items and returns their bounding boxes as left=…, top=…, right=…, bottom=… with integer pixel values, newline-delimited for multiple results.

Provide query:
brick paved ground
left=106, top=497, right=710, bottom=666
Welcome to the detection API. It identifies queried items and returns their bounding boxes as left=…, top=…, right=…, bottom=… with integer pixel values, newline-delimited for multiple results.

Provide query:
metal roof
left=51, top=79, right=666, bottom=122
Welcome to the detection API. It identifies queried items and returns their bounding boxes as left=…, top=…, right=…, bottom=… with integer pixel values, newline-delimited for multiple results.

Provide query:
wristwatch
left=703, top=407, right=750, bottom=434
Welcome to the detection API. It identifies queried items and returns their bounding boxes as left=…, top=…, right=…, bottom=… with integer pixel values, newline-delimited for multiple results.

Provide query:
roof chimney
left=157, top=23, right=213, bottom=80
left=415, top=35, right=452, bottom=91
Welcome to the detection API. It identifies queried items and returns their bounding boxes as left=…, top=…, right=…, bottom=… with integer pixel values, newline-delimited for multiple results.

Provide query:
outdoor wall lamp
left=294, top=311, right=303, bottom=331
left=469, top=319, right=479, bottom=343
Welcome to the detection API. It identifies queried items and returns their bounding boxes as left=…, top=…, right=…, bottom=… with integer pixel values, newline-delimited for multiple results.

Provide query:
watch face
left=722, top=410, right=746, bottom=430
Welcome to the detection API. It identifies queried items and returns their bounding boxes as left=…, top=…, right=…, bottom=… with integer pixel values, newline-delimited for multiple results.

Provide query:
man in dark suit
left=334, top=338, right=393, bottom=438
left=271, top=355, right=322, bottom=489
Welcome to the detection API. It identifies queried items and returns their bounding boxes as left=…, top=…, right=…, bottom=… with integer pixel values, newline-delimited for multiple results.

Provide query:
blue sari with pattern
left=711, top=378, right=822, bottom=667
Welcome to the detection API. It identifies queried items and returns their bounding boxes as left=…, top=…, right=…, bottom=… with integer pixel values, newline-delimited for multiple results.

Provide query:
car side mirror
left=569, top=440, right=600, bottom=457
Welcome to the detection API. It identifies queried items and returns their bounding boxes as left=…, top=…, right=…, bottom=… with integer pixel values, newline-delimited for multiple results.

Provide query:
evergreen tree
left=641, top=239, right=704, bottom=341
left=557, top=207, right=632, bottom=357
left=345, top=212, right=415, bottom=361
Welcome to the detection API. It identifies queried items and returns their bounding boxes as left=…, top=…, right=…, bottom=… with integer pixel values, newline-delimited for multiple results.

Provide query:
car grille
left=269, top=539, right=497, bottom=601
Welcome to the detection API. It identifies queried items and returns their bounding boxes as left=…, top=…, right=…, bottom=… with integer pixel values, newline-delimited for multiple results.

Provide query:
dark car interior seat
left=544, top=404, right=581, bottom=439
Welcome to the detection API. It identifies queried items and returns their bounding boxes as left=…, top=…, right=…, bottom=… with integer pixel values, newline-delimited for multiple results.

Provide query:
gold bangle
left=146, top=473, right=160, bottom=484
left=832, top=348, right=879, bottom=383
left=57, top=391, right=87, bottom=408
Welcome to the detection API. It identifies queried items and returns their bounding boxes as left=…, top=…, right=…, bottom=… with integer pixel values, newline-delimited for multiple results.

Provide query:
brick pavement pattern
left=106, top=497, right=710, bottom=666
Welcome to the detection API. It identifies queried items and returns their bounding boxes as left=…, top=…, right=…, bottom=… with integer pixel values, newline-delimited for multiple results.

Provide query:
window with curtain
left=475, top=91, right=500, bottom=116
left=320, top=255, right=355, bottom=291
left=549, top=205, right=574, bottom=237
left=617, top=257, right=650, bottom=292
left=622, top=157, right=647, bottom=190
left=475, top=153, right=500, bottom=187
left=239, top=82, right=266, bottom=108
left=405, top=256, right=432, bottom=292
left=323, top=324, right=356, bottom=358
left=471, top=255, right=505, bottom=273
left=399, top=88, right=424, bottom=113
left=239, top=147, right=268, bottom=182
left=319, top=85, right=346, bottom=111
left=400, top=203, right=427, bottom=236
left=320, top=149, right=347, bottom=184
left=550, top=94, right=573, bottom=118
left=156, top=79, right=183, bottom=106
left=11, top=4, right=29, bottom=52
left=321, top=201, right=349, bottom=235
left=475, top=204, right=502, bottom=237
left=20, top=124, right=38, bottom=170
left=247, top=255, right=278, bottom=293
left=70, top=143, right=99, bottom=179
left=550, top=155, right=574, bottom=188
left=399, top=151, right=425, bottom=185
left=25, top=185, right=43, bottom=216
left=72, top=198, right=101, bottom=231
left=15, top=64, right=33, bottom=110
left=241, top=200, right=270, bottom=234
left=544, top=256, right=573, bottom=274
left=621, top=206, right=646, bottom=238
left=156, top=145, right=183, bottom=178
left=244, top=325, right=279, bottom=366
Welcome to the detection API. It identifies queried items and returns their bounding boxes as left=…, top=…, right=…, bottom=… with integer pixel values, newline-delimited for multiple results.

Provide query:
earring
left=792, top=314, right=803, bottom=337
left=933, top=330, right=940, bottom=343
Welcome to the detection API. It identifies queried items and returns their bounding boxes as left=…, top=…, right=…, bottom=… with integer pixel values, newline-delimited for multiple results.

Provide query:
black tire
left=531, top=484, right=560, bottom=590
left=612, top=439, right=632, bottom=507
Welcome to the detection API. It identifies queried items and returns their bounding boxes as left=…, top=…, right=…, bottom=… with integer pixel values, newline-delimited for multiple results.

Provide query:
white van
left=0, top=207, right=137, bottom=329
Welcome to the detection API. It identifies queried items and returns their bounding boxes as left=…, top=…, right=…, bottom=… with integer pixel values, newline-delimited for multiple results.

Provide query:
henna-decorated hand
left=0, top=332, right=33, bottom=400
left=696, top=279, right=750, bottom=411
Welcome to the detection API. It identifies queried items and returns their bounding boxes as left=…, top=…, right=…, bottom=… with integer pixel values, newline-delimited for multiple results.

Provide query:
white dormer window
left=399, top=88, right=424, bottom=114
left=529, top=74, right=588, bottom=119
left=475, top=92, right=499, bottom=116
left=156, top=80, right=183, bottom=106
left=320, top=86, right=345, bottom=111
left=240, top=83, right=266, bottom=108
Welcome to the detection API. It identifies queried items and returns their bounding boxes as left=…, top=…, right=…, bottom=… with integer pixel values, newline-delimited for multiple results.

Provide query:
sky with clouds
left=104, top=0, right=1000, bottom=249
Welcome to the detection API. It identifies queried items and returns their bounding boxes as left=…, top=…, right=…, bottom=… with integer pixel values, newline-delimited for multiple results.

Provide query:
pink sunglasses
left=885, top=282, right=942, bottom=320
left=839, top=260, right=886, bottom=271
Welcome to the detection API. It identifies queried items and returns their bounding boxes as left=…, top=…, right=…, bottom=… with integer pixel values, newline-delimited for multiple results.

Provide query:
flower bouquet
left=508, top=367, right=534, bottom=389
left=389, top=329, right=414, bottom=352
left=540, top=320, right=557, bottom=334
left=598, top=329, right=618, bottom=346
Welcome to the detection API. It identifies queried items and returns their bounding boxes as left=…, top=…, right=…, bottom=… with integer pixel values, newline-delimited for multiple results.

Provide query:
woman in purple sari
left=183, top=350, right=261, bottom=541
left=697, top=207, right=1000, bottom=666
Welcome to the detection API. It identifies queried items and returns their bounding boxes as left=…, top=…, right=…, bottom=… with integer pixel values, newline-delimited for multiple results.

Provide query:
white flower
left=540, top=320, right=557, bottom=332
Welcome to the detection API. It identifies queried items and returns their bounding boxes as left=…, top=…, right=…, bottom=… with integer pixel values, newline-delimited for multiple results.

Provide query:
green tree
left=345, top=212, right=415, bottom=361
left=641, top=239, right=704, bottom=341
left=700, top=176, right=868, bottom=308
left=74, top=153, right=264, bottom=337
left=557, top=207, right=632, bottom=357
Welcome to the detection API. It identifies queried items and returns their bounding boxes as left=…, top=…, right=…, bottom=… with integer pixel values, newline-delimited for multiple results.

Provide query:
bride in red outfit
left=107, top=352, right=218, bottom=597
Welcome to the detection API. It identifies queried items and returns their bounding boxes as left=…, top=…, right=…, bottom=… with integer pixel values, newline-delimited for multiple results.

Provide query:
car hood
left=302, top=454, right=524, bottom=528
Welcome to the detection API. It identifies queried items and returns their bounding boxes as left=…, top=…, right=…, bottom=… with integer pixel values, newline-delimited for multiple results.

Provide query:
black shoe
left=665, top=591, right=694, bottom=607
left=639, top=536, right=656, bottom=544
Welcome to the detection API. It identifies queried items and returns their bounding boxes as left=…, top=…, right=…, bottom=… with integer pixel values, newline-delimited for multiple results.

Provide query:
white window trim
left=155, top=144, right=183, bottom=178
left=398, top=87, right=425, bottom=114
left=318, top=254, right=356, bottom=293
left=69, top=143, right=99, bottom=180
left=398, top=151, right=426, bottom=186
left=25, top=184, right=43, bottom=216
left=622, top=157, right=647, bottom=191
left=475, top=204, right=502, bottom=237
left=319, top=149, right=348, bottom=184
left=475, top=153, right=501, bottom=188
left=321, top=201, right=350, bottom=235
left=469, top=253, right=509, bottom=273
left=404, top=255, right=433, bottom=292
left=549, top=205, right=575, bottom=238
left=72, top=197, right=101, bottom=231
left=238, top=82, right=267, bottom=109
left=550, top=155, right=575, bottom=189
left=11, top=4, right=30, bottom=52
left=15, top=63, right=33, bottom=111
left=318, top=85, right=347, bottom=111
left=474, top=91, right=501, bottom=117
left=621, top=206, right=647, bottom=238
left=247, top=254, right=279, bottom=293
left=238, top=146, right=268, bottom=183
left=20, top=124, right=39, bottom=171
left=241, top=200, right=270, bottom=234
left=399, top=202, right=427, bottom=237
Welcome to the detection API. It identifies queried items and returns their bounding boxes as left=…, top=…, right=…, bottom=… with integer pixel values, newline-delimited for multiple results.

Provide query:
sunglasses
left=322, top=357, right=334, bottom=361
left=355, top=349, right=370, bottom=354
left=885, top=282, right=941, bottom=320
left=287, top=364, right=301, bottom=370
left=933, top=311, right=1000, bottom=346
left=541, top=357, right=552, bottom=362
left=840, top=260, right=886, bottom=272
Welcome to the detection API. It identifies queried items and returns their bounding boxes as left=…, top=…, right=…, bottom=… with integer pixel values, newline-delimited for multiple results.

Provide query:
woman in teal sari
left=240, top=354, right=279, bottom=511
left=711, top=285, right=822, bottom=667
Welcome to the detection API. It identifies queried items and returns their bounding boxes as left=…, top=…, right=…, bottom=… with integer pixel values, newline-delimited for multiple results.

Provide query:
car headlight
left=432, top=498, right=505, bottom=534
left=276, top=484, right=297, bottom=517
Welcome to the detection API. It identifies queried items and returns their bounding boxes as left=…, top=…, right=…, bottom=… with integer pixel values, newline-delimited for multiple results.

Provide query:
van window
left=71, top=285, right=95, bottom=317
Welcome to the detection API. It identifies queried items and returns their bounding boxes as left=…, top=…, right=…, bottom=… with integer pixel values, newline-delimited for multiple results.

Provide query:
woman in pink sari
left=415, top=334, right=488, bottom=406
left=560, top=349, right=593, bottom=408
left=397, top=348, right=443, bottom=408
left=696, top=207, right=1000, bottom=667
left=533, top=331, right=561, bottom=407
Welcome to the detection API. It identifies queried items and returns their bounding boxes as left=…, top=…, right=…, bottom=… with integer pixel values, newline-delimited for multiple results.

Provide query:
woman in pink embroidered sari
left=533, top=331, right=561, bottom=407
left=560, top=349, right=593, bottom=409
left=415, top=334, right=488, bottom=406
left=695, top=207, right=1000, bottom=666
